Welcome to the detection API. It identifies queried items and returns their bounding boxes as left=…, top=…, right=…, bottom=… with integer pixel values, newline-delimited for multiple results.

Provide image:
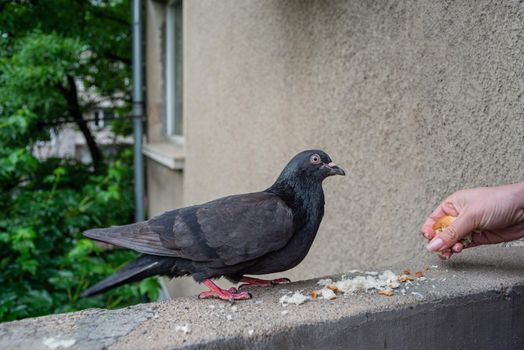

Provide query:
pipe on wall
left=132, top=0, right=145, bottom=222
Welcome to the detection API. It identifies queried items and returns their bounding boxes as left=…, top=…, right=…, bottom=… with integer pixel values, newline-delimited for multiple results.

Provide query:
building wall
left=146, top=0, right=524, bottom=294
left=145, top=0, right=166, bottom=143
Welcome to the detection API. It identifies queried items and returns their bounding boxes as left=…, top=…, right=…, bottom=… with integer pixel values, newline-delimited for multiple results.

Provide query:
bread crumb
left=317, top=278, right=333, bottom=286
left=175, top=324, right=191, bottom=334
left=325, top=284, right=339, bottom=293
left=411, top=292, right=424, bottom=299
left=42, top=338, right=76, bottom=349
left=279, top=291, right=309, bottom=306
left=399, top=275, right=415, bottom=283
left=402, top=268, right=412, bottom=275
left=415, top=271, right=424, bottom=278
left=378, top=290, right=394, bottom=297
left=321, top=288, right=337, bottom=300
left=310, top=291, right=319, bottom=299
left=460, top=234, right=473, bottom=247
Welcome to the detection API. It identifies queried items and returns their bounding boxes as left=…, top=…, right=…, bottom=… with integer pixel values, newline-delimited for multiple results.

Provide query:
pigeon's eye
left=310, top=154, right=321, bottom=164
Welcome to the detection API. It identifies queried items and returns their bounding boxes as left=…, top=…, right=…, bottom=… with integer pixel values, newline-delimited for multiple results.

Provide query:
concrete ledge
left=1, top=247, right=523, bottom=350
left=143, top=142, right=185, bottom=170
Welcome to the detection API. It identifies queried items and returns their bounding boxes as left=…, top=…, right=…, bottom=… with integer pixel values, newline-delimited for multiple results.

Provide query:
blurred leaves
left=0, top=1, right=158, bottom=323
left=0, top=148, right=159, bottom=322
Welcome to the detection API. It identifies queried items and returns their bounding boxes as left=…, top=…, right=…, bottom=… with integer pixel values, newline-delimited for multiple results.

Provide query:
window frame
left=165, top=0, right=184, bottom=144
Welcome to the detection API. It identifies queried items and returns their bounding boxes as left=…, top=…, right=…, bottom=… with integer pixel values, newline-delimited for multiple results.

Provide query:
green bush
left=0, top=1, right=159, bottom=323
left=0, top=145, right=159, bottom=322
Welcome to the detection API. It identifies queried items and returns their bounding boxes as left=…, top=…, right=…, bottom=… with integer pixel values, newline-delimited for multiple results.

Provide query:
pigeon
left=81, top=150, right=345, bottom=301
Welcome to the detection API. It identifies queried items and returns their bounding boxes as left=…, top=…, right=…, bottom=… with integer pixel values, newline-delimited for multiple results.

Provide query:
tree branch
left=104, top=52, right=131, bottom=66
left=61, top=75, right=104, bottom=171
left=89, top=7, right=130, bottom=27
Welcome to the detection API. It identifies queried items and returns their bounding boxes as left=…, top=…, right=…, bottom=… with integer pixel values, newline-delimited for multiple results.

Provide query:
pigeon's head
left=277, top=150, right=346, bottom=185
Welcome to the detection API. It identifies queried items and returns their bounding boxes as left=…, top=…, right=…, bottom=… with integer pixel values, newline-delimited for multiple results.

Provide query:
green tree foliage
left=0, top=1, right=158, bottom=322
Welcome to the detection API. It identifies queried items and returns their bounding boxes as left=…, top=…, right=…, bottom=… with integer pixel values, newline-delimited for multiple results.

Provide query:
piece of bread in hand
left=431, top=215, right=473, bottom=258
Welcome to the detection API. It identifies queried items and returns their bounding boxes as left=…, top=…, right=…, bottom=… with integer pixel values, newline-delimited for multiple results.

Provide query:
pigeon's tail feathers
left=81, top=254, right=177, bottom=297
left=83, top=223, right=178, bottom=257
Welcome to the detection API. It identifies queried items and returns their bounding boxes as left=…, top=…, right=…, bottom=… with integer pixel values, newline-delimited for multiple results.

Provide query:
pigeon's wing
left=84, top=192, right=295, bottom=266
left=156, top=192, right=295, bottom=265
left=84, top=222, right=180, bottom=257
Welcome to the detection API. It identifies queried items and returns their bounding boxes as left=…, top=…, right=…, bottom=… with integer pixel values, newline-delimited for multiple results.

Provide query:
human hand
left=421, top=182, right=524, bottom=259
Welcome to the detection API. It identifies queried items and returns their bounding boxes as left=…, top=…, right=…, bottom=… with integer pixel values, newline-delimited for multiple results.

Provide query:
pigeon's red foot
left=238, top=276, right=291, bottom=289
left=198, top=279, right=252, bottom=301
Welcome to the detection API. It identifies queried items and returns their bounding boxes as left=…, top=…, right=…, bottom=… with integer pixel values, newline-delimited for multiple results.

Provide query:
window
left=92, top=109, right=116, bottom=129
left=93, top=110, right=104, bottom=129
left=166, top=0, right=183, bottom=140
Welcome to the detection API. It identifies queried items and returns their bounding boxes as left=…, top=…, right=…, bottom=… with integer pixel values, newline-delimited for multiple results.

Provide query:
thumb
left=426, top=214, right=475, bottom=252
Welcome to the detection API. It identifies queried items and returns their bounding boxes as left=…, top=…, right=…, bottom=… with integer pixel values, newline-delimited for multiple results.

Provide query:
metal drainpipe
left=132, top=0, right=145, bottom=222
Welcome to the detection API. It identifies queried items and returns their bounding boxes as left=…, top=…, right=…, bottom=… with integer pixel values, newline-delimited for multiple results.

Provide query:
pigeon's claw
left=238, top=276, right=291, bottom=289
left=198, top=290, right=251, bottom=301
left=199, top=279, right=252, bottom=301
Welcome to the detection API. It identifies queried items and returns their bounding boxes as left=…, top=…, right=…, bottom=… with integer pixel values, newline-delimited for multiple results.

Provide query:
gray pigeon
left=82, top=150, right=345, bottom=300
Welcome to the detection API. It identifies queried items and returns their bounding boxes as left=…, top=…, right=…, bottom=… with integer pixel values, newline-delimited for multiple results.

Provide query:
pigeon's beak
left=326, top=162, right=346, bottom=176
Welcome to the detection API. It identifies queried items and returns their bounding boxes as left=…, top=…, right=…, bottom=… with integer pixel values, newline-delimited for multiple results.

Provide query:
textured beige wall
left=146, top=159, right=184, bottom=216
left=183, top=0, right=524, bottom=280
left=145, top=0, right=165, bottom=142
left=146, top=0, right=524, bottom=294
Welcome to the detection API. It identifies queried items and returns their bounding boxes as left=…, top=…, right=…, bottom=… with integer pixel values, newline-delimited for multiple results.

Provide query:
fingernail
left=426, top=238, right=445, bottom=252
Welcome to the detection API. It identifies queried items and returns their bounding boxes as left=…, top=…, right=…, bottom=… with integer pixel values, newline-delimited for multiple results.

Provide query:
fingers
left=421, top=222, right=436, bottom=240
left=426, top=213, right=476, bottom=252
left=434, top=242, right=465, bottom=260
left=434, top=242, right=464, bottom=260
left=451, top=242, right=463, bottom=253
left=420, top=200, right=460, bottom=239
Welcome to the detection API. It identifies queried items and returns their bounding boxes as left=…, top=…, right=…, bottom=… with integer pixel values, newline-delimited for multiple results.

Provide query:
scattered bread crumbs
left=378, top=290, right=394, bottom=297
left=292, top=268, right=431, bottom=305
left=399, top=275, right=415, bottom=283
left=318, top=270, right=400, bottom=294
